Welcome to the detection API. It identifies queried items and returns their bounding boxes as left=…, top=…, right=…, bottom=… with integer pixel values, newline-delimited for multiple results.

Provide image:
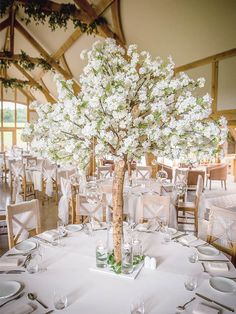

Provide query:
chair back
left=26, top=157, right=37, bottom=167
left=174, top=168, right=188, bottom=184
left=97, top=165, right=113, bottom=179
left=207, top=205, right=236, bottom=264
left=75, top=193, right=106, bottom=223
left=208, top=164, right=227, bottom=180
left=157, top=163, right=173, bottom=181
left=43, top=164, right=57, bottom=197
left=194, top=175, right=204, bottom=209
left=141, top=194, right=170, bottom=222
left=136, top=166, right=152, bottom=180
left=6, top=199, right=41, bottom=248
left=187, top=170, right=205, bottom=186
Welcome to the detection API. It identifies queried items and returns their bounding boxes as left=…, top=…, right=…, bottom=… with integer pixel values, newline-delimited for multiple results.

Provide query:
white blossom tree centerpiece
left=29, top=39, right=227, bottom=266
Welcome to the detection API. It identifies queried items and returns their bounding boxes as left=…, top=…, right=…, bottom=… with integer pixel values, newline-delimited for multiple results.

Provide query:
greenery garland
left=0, top=77, right=41, bottom=90
left=0, top=0, right=107, bottom=34
left=0, top=50, right=53, bottom=72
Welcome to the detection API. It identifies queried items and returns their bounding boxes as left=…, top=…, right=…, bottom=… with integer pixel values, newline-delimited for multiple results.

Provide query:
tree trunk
left=112, top=159, right=126, bottom=263
left=145, top=152, right=157, bottom=178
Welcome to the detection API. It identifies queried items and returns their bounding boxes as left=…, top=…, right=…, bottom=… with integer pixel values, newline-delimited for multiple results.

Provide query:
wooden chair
left=6, top=199, right=41, bottom=249
left=187, top=170, right=205, bottom=190
left=135, top=166, right=152, bottom=180
left=207, top=205, right=236, bottom=266
left=42, top=165, right=59, bottom=205
left=174, top=168, right=188, bottom=184
left=25, top=157, right=37, bottom=168
left=0, top=152, right=9, bottom=182
left=206, top=164, right=227, bottom=190
left=141, top=194, right=170, bottom=224
left=157, top=163, right=173, bottom=182
left=10, top=161, right=36, bottom=203
left=74, top=193, right=106, bottom=224
left=176, top=175, right=204, bottom=233
left=97, top=165, right=113, bottom=179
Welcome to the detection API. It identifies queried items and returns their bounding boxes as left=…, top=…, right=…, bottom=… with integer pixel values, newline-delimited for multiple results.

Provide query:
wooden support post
left=211, top=61, right=219, bottom=114
left=145, top=153, right=157, bottom=178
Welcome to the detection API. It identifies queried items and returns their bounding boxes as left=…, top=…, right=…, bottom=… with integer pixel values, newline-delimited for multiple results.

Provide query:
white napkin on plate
left=0, top=258, right=20, bottom=267
left=4, top=303, right=35, bottom=314
left=41, top=230, right=59, bottom=241
left=192, top=303, right=219, bottom=314
left=206, top=262, right=229, bottom=272
left=179, top=235, right=197, bottom=245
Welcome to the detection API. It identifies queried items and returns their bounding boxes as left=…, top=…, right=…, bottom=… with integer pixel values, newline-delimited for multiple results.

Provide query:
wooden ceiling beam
left=9, top=6, right=16, bottom=55
left=52, top=0, right=115, bottom=60
left=0, top=17, right=10, bottom=32
left=111, top=0, right=125, bottom=44
left=74, top=0, right=123, bottom=45
left=17, top=86, right=36, bottom=102
left=175, top=48, right=236, bottom=73
left=15, top=19, right=80, bottom=92
left=0, top=53, right=47, bottom=63
left=14, top=63, right=57, bottom=103
left=14, top=0, right=88, bottom=21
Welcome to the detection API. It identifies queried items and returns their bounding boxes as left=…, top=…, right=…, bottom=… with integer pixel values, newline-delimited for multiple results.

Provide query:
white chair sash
left=11, top=163, right=24, bottom=203
left=43, top=168, right=56, bottom=197
left=58, top=178, right=72, bottom=225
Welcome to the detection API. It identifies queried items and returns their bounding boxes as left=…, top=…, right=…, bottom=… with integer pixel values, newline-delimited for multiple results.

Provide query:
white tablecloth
left=1, top=230, right=235, bottom=313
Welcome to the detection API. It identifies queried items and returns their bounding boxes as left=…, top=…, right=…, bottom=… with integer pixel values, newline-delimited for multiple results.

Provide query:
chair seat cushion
left=177, top=201, right=195, bottom=210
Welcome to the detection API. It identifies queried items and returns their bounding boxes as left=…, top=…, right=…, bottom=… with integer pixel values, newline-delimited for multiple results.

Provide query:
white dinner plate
left=167, top=228, right=177, bottom=235
left=209, top=277, right=236, bottom=293
left=65, top=224, right=83, bottom=232
left=197, top=245, right=219, bottom=256
left=15, top=240, right=37, bottom=253
left=0, top=281, right=21, bottom=299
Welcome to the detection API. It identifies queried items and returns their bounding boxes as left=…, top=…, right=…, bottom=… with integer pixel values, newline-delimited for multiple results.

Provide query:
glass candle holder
left=96, top=241, right=108, bottom=268
left=122, top=242, right=133, bottom=274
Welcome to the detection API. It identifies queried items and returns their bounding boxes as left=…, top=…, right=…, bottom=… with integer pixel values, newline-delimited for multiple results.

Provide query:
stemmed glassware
left=57, top=219, right=66, bottom=247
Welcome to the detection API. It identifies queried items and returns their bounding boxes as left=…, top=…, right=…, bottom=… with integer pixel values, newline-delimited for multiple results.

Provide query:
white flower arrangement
left=26, top=38, right=227, bottom=167
left=21, top=122, right=35, bottom=143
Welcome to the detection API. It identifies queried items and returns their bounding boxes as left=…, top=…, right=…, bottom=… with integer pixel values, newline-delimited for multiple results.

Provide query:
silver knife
left=198, top=259, right=229, bottom=262
left=34, top=236, right=56, bottom=246
left=172, top=233, right=186, bottom=240
left=196, top=293, right=234, bottom=312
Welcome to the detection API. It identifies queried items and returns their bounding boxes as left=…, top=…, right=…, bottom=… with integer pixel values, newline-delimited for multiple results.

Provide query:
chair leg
left=221, top=181, right=223, bottom=188
left=224, top=180, right=227, bottom=190
left=209, top=180, right=211, bottom=190
left=194, top=209, right=198, bottom=235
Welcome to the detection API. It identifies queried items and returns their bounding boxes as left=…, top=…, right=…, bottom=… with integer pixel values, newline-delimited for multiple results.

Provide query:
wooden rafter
left=35, top=0, right=115, bottom=82
left=14, top=63, right=56, bottom=103
left=60, top=55, right=73, bottom=77
left=175, top=48, right=236, bottom=73
left=111, top=0, right=125, bottom=44
left=0, top=53, right=49, bottom=64
left=211, top=61, right=218, bottom=114
left=74, top=0, right=123, bottom=45
left=15, top=19, right=80, bottom=92
left=0, top=17, right=10, bottom=32
left=9, top=6, right=16, bottom=55
left=17, top=86, right=36, bottom=102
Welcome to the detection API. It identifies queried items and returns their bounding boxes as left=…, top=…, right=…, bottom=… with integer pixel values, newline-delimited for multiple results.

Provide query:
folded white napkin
left=206, top=262, right=229, bottom=272
left=192, top=303, right=219, bottom=314
left=179, top=235, right=197, bottom=245
left=41, top=230, right=59, bottom=241
left=4, top=303, right=35, bottom=314
left=0, top=258, right=20, bottom=267
left=91, top=221, right=106, bottom=230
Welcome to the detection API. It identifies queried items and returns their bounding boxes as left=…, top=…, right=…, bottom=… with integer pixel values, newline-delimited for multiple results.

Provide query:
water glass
left=122, top=242, right=133, bottom=274
left=188, top=252, right=199, bottom=263
left=130, top=299, right=145, bottom=314
left=96, top=241, right=108, bottom=268
left=26, top=252, right=41, bottom=274
left=53, top=289, right=68, bottom=310
left=162, top=230, right=171, bottom=244
left=184, top=276, right=198, bottom=291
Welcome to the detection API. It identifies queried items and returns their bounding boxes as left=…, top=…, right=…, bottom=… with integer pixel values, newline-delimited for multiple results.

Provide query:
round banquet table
left=0, top=229, right=236, bottom=314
